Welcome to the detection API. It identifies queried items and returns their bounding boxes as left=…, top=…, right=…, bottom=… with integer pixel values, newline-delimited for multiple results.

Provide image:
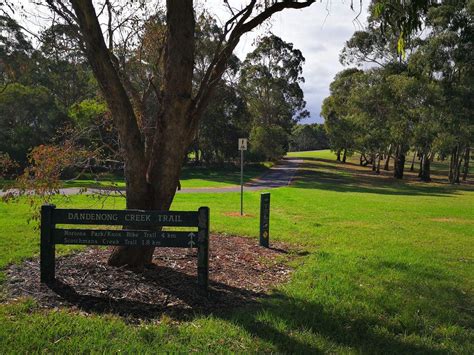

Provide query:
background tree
left=408, top=0, right=473, bottom=183
left=240, top=34, right=308, bottom=160
left=327, top=0, right=472, bottom=182
left=346, top=68, right=391, bottom=172
left=321, top=68, right=362, bottom=162
left=289, top=124, right=328, bottom=152
left=0, top=83, right=67, bottom=165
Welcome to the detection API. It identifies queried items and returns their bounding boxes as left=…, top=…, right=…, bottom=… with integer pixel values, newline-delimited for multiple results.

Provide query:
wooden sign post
left=40, top=205, right=210, bottom=292
left=259, top=193, right=270, bottom=248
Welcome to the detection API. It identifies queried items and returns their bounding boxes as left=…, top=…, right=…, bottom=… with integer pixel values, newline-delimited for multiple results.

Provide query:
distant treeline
left=289, top=124, right=329, bottom=152
left=321, top=0, right=472, bottom=184
left=1, top=13, right=311, bottom=180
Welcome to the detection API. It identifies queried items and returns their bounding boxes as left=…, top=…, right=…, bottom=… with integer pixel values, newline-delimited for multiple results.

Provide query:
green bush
left=249, top=125, right=288, bottom=161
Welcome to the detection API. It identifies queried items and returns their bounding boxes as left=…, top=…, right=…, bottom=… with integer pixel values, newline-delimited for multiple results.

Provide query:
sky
left=205, top=0, right=369, bottom=124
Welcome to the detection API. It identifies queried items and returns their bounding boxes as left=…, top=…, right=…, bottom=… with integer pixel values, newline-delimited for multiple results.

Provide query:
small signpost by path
left=238, top=138, right=248, bottom=216
left=260, top=192, right=270, bottom=248
left=40, top=205, right=210, bottom=292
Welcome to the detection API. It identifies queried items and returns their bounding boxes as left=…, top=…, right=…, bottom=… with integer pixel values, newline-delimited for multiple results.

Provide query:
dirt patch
left=431, top=217, right=473, bottom=224
left=223, top=212, right=255, bottom=218
left=5, top=235, right=295, bottom=322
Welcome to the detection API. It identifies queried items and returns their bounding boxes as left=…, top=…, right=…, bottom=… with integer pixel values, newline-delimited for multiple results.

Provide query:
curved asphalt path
left=0, top=158, right=302, bottom=197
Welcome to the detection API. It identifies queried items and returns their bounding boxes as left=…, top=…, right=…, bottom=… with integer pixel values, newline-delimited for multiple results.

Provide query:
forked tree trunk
left=342, top=148, right=347, bottom=163
left=108, top=0, right=195, bottom=267
left=64, top=0, right=315, bottom=268
left=71, top=0, right=196, bottom=268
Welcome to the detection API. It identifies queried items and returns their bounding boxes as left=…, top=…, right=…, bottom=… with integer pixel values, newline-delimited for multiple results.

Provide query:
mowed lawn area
left=64, top=163, right=272, bottom=189
left=0, top=162, right=272, bottom=190
left=0, top=150, right=473, bottom=353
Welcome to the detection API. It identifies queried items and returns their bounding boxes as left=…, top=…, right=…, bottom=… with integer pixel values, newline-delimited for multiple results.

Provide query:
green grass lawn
left=1, top=163, right=271, bottom=190
left=0, top=150, right=473, bottom=353
left=61, top=163, right=272, bottom=189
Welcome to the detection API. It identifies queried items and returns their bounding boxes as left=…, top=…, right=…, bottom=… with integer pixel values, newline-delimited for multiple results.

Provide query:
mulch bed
left=5, top=235, right=295, bottom=322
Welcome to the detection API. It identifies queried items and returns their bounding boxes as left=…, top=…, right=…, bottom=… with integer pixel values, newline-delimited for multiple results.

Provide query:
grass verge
left=0, top=150, right=472, bottom=352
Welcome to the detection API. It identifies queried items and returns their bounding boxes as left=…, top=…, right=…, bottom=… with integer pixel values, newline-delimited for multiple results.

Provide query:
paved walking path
left=0, top=158, right=302, bottom=197
left=181, top=157, right=302, bottom=193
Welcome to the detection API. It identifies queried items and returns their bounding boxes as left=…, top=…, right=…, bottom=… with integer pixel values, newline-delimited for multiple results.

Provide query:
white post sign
left=238, top=138, right=248, bottom=151
left=238, top=138, right=247, bottom=215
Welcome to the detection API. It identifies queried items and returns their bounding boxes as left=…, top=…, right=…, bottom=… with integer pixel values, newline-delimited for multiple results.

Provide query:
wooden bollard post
left=40, top=204, right=56, bottom=284
left=197, top=206, right=210, bottom=293
left=259, top=193, right=270, bottom=248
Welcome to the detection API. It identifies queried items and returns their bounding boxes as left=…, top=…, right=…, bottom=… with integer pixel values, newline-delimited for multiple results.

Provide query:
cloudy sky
left=206, top=1, right=369, bottom=123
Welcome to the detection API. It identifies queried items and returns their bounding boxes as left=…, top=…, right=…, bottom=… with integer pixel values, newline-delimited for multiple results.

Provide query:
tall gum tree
left=39, top=0, right=432, bottom=268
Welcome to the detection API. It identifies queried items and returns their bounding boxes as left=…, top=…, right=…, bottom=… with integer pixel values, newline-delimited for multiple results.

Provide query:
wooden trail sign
left=259, top=193, right=270, bottom=247
left=40, top=205, right=210, bottom=292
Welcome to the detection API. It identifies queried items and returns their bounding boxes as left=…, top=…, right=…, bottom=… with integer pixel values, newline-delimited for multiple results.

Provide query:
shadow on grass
left=66, top=164, right=270, bottom=189
left=225, top=260, right=473, bottom=353
left=291, top=162, right=471, bottom=197
left=34, top=256, right=472, bottom=353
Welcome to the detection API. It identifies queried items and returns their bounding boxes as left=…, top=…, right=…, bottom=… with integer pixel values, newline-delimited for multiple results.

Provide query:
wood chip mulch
left=4, top=235, right=296, bottom=322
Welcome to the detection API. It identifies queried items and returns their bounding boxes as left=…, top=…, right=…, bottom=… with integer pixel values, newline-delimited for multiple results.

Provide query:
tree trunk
left=342, top=148, right=347, bottom=163
left=371, top=153, right=376, bottom=171
left=462, top=147, right=470, bottom=181
left=419, top=152, right=431, bottom=182
left=449, top=154, right=453, bottom=182
left=455, top=152, right=463, bottom=184
left=449, top=145, right=460, bottom=184
left=109, top=0, right=195, bottom=267
left=69, top=0, right=155, bottom=268
left=410, top=151, right=417, bottom=172
left=360, top=153, right=368, bottom=166
left=376, top=153, right=381, bottom=174
left=393, top=145, right=406, bottom=179
left=384, top=145, right=392, bottom=171
left=336, top=150, right=341, bottom=161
